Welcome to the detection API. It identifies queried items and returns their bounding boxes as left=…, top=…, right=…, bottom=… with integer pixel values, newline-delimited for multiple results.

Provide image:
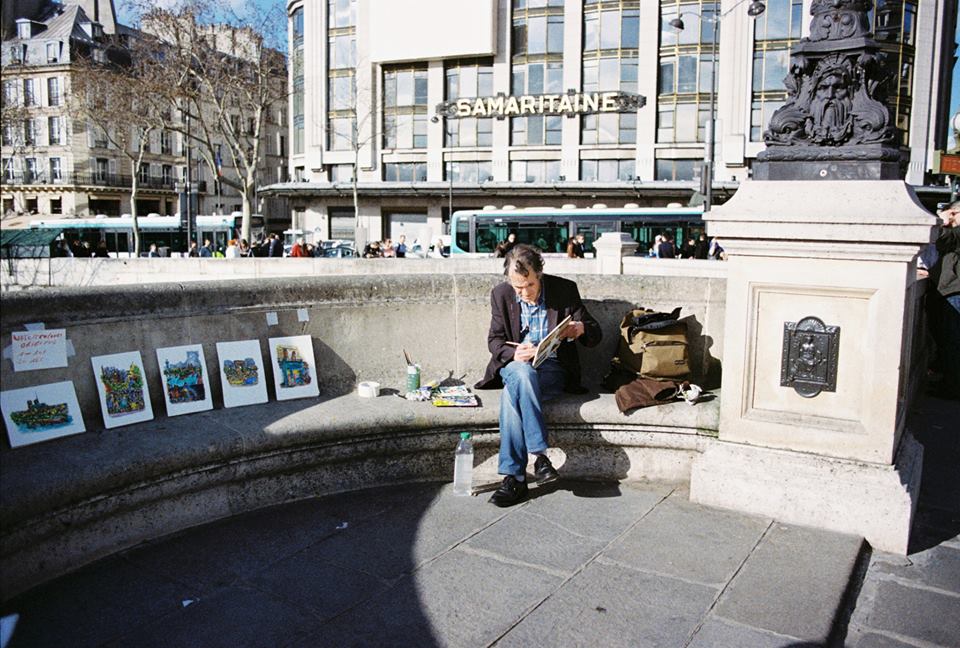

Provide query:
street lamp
left=430, top=115, right=453, bottom=223
left=671, top=0, right=765, bottom=212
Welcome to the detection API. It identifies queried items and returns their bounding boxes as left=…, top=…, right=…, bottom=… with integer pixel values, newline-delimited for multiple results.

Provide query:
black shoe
left=534, top=455, right=559, bottom=484
left=489, top=475, right=528, bottom=507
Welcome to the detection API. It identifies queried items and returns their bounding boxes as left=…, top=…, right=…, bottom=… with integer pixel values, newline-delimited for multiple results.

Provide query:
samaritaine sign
left=435, top=91, right=646, bottom=120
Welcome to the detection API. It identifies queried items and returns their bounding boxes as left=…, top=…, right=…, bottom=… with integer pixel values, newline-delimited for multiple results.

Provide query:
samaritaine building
left=1, top=0, right=288, bottom=230
left=270, top=0, right=956, bottom=245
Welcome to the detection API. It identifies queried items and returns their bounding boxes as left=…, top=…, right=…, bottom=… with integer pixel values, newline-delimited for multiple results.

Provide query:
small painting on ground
left=157, top=344, right=213, bottom=417
left=91, top=351, right=154, bottom=429
left=268, top=335, right=319, bottom=401
left=1, top=380, right=86, bottom=447
left=216, top=339, right=269, bottom=408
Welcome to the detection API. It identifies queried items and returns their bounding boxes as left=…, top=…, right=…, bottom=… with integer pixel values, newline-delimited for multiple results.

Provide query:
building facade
left=1, top=0, right=289, bottom=235
left=270, top=0, right=956, bottom=246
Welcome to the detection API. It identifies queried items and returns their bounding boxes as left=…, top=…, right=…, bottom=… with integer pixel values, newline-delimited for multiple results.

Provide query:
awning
left=0, top=228, right=63, bottom=258
left=1, top=228, right=63, bottom=247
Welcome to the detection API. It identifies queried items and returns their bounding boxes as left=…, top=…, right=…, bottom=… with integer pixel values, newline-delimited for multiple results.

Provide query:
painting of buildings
left=216, top=340, right=269, bottom=408
left=91, top=352, right=154, bottom=429
left=268, top=336, right=319, bottom=401
left=1, top=380, right=86, bottom=447
left=157, top=345, right=213, bottom=416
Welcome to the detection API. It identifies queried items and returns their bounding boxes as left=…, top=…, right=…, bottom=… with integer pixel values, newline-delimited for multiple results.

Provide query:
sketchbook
left=531, top=315, right=572, bottom=369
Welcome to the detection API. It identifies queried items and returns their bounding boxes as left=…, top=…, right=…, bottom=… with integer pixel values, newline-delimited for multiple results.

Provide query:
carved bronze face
left=808, top=64, right=853, bottom=145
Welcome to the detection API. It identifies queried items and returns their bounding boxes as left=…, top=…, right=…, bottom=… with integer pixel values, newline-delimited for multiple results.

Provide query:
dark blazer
left=475, top=274, right=602, bottom=392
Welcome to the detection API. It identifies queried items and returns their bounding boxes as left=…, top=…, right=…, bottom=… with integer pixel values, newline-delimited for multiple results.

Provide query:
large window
left=581, top=1, right=640, bottom=144
left=291, top=6, right=305, bottom=154
left=657, top=1, right=718, bottom=143
left=870, top=0, right=917, bottom=147
left=383, top=66, right=428, bottom=149
left=48, top=116, right=62, bottom=145
left=445, top=161, right=492, bottom=182
left=580, top=158, right=635, bottom=181
left=654, top=158, right=697, bottom=181
left=384, top=162, right=427, bottom=181
left=511, top=1, right=564, bottom=146
left=326, top=0, right=357, bottom=151
left=47, top=77, right=60, bottom=106
left=23, top=78, right=37, bottom=106
left=445, top=59, right=494, bottom=147
left=510, top=159, right=561, bottom=182
left=750, top=0, right=803, bottom=141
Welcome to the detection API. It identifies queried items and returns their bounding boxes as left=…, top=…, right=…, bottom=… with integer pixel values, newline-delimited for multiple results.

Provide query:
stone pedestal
left=690, top=179, right=937, bottom=553
left=594, top=232, right=639, bottom=275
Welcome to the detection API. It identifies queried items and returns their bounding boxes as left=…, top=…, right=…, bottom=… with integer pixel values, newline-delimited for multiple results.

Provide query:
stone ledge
left=0, top=389, right=718, bottom=599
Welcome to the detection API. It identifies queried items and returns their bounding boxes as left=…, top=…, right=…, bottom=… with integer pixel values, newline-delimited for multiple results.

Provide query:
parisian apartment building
left=0, top=0, right=289, bottom=229
left=268, top=0, right=956, bottom=246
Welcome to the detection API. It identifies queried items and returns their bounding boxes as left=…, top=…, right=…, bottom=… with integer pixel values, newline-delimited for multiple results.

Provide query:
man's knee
left=503, top=361, right=537, bottom=387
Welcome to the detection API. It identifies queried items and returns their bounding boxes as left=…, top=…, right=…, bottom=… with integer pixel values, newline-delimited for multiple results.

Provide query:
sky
left=116, top=1, right=960, bottom=149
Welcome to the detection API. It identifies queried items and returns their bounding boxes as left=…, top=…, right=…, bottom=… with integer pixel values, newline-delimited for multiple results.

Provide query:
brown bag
left=615, top=308, right=690, bottom=379
left=615, top=378, right=682, bottom=413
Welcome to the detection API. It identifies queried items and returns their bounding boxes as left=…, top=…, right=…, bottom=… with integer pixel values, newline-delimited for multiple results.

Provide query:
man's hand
left=513, top=342, right=536, bottom=363
left=560, top=321, right=585, bottom=340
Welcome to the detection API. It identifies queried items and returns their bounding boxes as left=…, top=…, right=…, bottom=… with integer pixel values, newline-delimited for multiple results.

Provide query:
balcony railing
left=2, top=172, right=207, bottom=192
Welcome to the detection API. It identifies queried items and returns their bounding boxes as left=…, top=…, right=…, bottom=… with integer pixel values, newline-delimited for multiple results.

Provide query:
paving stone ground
left=1, top=395, right=956, bottom=648
left=845, top=393, right=960, bottom=648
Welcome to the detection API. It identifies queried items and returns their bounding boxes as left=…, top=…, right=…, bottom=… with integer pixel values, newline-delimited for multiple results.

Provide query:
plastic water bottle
left=453, top=432, right=473, bottom=496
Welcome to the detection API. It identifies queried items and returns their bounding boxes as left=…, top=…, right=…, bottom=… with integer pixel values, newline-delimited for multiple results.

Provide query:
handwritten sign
left=11, top=329, right=68, bottom=371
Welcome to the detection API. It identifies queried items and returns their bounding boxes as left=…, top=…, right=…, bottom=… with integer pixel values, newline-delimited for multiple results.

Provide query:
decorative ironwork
left=755, top=0, right=902, bottom=180
left=780, top=316, right=840, bottom=398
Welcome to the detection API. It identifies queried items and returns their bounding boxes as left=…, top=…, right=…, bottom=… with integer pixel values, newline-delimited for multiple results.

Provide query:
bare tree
left=128, top=0, right=288, bottom=243
left=68, top=35, right=169, bottom=255
left=322, top=67, right=381, bottom=242
left=0, top=97, right=30, bottom=218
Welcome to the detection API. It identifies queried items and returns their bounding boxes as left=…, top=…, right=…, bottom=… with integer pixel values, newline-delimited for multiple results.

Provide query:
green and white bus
left=450, top=204, right=705, bottom=255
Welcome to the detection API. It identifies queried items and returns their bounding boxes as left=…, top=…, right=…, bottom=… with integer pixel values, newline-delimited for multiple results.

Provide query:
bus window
left=574, top=222, right=614, bottom=255
left=476, top=222, right=510, bottom=253
left=518, top=223, right=568, bottom=253
left=455, top=218, right=471, bottom=253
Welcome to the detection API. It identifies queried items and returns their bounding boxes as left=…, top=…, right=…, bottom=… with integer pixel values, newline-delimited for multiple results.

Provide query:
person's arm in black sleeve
left=487, top=290, right=517, bottom=364
left=569, top=284, right=602, bottom=348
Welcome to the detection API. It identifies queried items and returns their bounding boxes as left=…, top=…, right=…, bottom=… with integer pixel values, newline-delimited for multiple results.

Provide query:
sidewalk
left=845, top=393, right=960, bottom=648
left=1, top=395, right=956, bottom=648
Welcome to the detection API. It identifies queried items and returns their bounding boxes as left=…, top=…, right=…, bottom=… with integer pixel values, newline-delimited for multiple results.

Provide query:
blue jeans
left=498, top=359, right=566, bottom=477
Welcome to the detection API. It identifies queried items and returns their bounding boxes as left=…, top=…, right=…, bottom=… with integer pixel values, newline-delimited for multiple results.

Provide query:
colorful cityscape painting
left=268, top=335, right=319, bottom=400
left=216, top=339, right=269, bottom=408
left=1, top=380, right=86, bottom=447
left=91, top=351, right=154, bottom=429
left=223, top=358, right=259, bottom=386
left=157, top=345, right=213, bottom=416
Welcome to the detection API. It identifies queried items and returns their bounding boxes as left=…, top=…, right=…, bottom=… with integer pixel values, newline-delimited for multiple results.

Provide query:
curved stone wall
left=0, top=272, right=725, bottom=597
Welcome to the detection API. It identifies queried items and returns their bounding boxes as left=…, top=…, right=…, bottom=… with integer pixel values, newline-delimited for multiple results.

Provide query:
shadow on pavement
left=908, top=393, right=960, bottom=554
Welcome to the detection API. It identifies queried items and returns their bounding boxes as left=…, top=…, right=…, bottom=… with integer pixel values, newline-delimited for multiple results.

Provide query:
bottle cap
left=460, top=432, right=470, bottom=439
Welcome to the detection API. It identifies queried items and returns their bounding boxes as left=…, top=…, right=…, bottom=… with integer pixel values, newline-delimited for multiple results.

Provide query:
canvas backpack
left=614, top=307, right=690, bottom=380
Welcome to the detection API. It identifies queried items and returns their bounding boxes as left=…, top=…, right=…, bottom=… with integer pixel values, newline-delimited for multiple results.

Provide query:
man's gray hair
left=503, top=243, right=543, bottom=277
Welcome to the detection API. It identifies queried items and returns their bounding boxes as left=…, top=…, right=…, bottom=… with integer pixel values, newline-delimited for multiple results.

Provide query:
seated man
left=475, top=244, right=602, bottom=506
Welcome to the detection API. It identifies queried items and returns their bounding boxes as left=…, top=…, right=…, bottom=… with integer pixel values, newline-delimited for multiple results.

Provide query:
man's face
left=939, top=206, right=960, bottom=227
left=508, top=269, right=541, bottom=305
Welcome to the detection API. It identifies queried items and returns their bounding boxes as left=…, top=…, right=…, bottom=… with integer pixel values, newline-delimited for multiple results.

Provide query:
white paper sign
left=11, top=329, right=68, bottom=371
